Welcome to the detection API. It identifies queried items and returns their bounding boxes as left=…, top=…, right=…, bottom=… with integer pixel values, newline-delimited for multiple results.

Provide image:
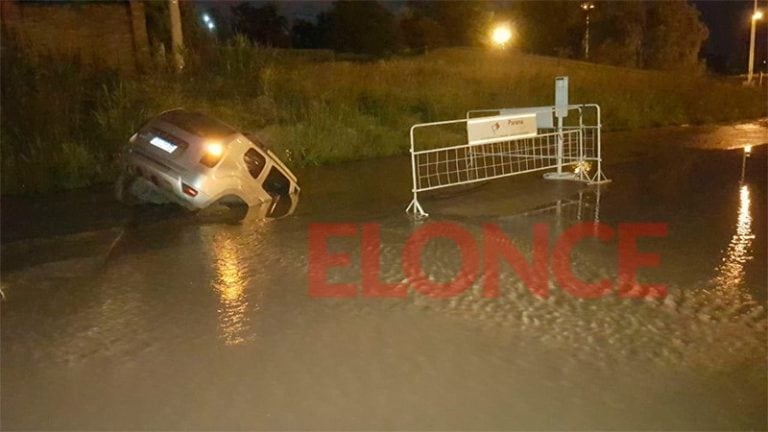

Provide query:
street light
left=201, top=12, right=216, bottom=34
left=581, top=1, right=596, bottom=60
left=491, top=24, right=512, bottom=48
left=747, top=1, right=763, bottom=85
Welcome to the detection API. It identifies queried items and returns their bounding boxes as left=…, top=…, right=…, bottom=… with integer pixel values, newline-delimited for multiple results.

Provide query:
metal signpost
left=544, top=76, right=575, bottom=181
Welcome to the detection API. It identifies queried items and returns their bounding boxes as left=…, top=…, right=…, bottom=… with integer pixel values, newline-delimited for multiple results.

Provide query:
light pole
left=747, top=1, right=763, bottom=85
left=581, top=2, right=596, bottom=60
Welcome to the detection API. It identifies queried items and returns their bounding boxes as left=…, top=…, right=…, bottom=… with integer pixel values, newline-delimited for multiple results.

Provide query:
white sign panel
left=467, top=113, right=537, bottom=145
left=501, top=107, right=554, bottom=129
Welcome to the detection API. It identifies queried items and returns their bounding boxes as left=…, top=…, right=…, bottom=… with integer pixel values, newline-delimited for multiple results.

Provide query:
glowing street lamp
left=747, top=2, right=763, bottom=85
left=491, top=25, right=512, bottom=48
left=201, top=12, right=216, bottom=33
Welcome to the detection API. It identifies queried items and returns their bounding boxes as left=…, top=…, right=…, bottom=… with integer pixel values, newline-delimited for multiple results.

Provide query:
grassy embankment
left=1, top=40, right=764, bottom=195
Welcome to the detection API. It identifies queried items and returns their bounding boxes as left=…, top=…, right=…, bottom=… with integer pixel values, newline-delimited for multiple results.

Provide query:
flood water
left=1, top=123, right=766, bottom=430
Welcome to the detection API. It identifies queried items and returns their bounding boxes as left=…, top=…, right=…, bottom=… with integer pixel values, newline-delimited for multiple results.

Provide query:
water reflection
left=212, top=234, right=250, bottom=345
left=196, top=193, right=299, bottom=224
left=517, top=187, right=602, bottom=224
left=711, top=184, right=755, bottom=303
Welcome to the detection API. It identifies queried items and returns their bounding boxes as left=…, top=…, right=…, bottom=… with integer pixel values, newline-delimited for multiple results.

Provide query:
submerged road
left=1, top=121, right=767, bottom=429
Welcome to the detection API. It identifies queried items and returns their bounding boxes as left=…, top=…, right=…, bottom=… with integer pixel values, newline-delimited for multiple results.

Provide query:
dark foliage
left=232, top=2, right=290, bottom=48
left=292, top=18, right=323, bottom=49
left=323, top=1, right=396, bottom=56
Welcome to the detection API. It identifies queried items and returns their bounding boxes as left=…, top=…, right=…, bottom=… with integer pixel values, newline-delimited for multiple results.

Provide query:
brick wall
left=1, top=0, right=149, bottom=73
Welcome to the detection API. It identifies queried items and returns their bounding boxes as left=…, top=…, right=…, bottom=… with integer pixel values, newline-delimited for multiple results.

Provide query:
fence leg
left=588, top=108, right=611, bottom=184
left=406, top=127, right=429, bottom=217
left=406, top=193, right=428, bottom=218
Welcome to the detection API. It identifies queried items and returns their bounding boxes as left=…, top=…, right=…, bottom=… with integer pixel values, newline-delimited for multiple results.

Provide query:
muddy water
left=1, top=124, right=766, bottom=430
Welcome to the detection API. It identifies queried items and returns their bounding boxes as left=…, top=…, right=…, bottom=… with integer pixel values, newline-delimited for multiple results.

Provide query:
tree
left=144, top=1, right=216, bottom=66
left=405, top=1, right=490, bottom=47
left=398, top=8, right=447, bottom=53
left=497, top=1, right=583, bottom=56
left=144, top=2, right=170, bottom=48
left=641, top=1, right=708, bottom=71
left=589, top=1, right=708, bottom=72
left=168, top=0, right=184, bottom=70
left=315, top=11, right=336, bottom=50
left=325, top=1, right=395, bottom=56
left=231, top=2, right=290, bottom=48
left=292, top=19, right=322, bottom=49
left=590, top=2, right=645, bottom=67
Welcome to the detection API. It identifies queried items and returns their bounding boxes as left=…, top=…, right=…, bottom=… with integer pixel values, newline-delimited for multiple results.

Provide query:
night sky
left=203, top=0, right=768, bottom=74
left=694, top=0, right=767, bottom=73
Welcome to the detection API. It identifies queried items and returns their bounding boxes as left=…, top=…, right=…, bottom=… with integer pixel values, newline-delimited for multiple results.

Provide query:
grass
left=1, top=39, right=764, bottom=195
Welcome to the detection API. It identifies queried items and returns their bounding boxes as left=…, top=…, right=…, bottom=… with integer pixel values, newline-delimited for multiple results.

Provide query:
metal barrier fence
left=406, top=104, right=609, bottom=217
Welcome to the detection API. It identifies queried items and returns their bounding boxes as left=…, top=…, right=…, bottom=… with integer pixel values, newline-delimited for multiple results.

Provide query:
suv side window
left=244, top=148, right=266, bottom=179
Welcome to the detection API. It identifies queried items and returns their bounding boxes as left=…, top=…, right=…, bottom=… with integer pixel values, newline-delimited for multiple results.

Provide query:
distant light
left=745, top=145, right=752, bottom=154
left=202, top=13, right=216, bottom=32
left=753, top=10, right=764, bottom=20
left=581, top=1, right=595, bottom=11
left=491, top=25, right=512, bottom=47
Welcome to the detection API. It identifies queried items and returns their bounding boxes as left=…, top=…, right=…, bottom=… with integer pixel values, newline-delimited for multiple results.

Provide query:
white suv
left=117, top=109, right=299, bottom=211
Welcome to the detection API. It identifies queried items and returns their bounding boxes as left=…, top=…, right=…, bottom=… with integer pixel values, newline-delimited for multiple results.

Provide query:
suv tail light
left=200, top=141, right=224, bottom=167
